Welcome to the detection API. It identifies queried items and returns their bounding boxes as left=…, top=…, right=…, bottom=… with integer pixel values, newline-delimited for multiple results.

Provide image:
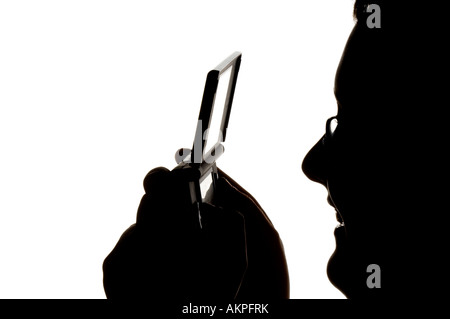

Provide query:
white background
left=0, top=0, right=355, bottom=298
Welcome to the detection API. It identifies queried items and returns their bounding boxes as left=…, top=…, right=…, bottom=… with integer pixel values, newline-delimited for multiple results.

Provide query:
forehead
left=333, top=22, right=393, bottom=119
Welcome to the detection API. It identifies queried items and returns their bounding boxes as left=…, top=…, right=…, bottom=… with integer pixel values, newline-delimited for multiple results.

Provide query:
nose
left=302, top=136, right=328, bottom=187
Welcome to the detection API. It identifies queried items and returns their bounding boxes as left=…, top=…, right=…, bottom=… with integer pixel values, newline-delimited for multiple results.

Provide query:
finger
left=138, top=166, right=194, bottom=228
left=216, top=168, right=274, bottom=226
left=143, top=166, right=170, bottom=194
left=217, top=168, right=264, bottom=210
left=138, top=167, right=171, bottom=226
left=217, top=168, right=270, bottom=221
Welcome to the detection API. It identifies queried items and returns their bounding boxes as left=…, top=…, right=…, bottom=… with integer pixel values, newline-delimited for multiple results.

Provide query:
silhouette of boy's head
left=302, top=2, right=444, bottom=298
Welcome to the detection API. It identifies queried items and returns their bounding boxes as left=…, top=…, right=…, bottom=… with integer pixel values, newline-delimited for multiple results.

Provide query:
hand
left=214, top=168, right=290, bottom=299
left=103, top=166, right=289, bottom=300
left=103, top=167, right=247, bottom=300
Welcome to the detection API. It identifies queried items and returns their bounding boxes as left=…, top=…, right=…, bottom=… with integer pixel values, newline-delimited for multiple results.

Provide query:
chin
left=327, top=226, right=385, bottom=299
left=327, top=225, right=354, bottom=298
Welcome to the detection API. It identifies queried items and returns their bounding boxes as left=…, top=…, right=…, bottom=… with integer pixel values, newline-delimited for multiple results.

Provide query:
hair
left=353, top=0, right=382, bottom=21
left=353, top=0, right=364, bottom=20
left=353, top=1, right=405, bottom=29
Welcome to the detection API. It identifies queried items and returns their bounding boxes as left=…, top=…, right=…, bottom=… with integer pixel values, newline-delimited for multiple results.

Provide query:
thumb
left=137, top=166, right=196, bottom=228
left=142, top=166, right=170, bottom=195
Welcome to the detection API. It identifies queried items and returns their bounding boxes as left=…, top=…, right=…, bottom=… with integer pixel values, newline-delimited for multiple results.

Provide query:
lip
left=327, top=195, right=345, bottom=228
left=333, top=222, right=346, bottom=246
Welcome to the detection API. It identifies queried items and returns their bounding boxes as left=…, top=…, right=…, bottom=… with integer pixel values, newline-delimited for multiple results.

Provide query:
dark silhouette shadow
left=302, top=1, right=446, bottom=299
left=103, top=166, right=289, bottom=300
left=103, top=1, right=445, bottom=301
